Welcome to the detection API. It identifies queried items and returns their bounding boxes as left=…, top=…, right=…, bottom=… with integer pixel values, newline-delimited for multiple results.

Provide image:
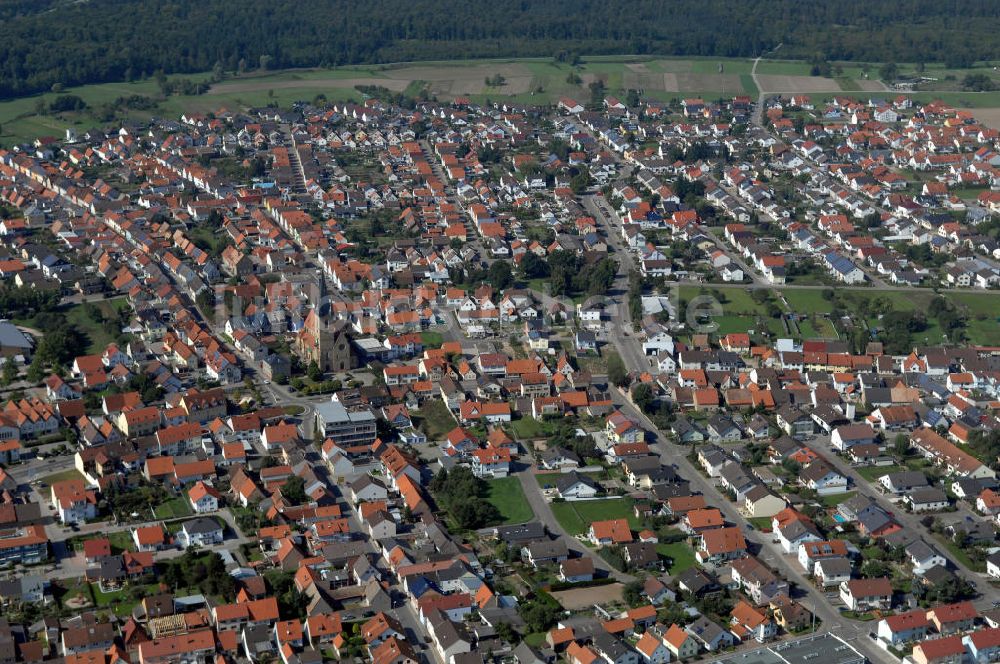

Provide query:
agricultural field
left=0, top=56, right=766, bottom=145
left=679, top=285, right=1000, bottom=346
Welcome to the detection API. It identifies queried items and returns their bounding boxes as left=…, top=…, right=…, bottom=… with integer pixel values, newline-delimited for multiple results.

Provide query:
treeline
left=429, top=466, right=501, bottom=530
left=2, top=0, right=1000, bottom=99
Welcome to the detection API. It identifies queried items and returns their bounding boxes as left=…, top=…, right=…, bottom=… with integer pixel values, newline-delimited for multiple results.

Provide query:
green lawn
left=798, top=317, right=838, bottom=340
left=508, top=417, right=557, bottom=440
left=90, top=582, right=161, bottom=616
left=485, top=477, right=535, bottom=525
left=550, top=497, right=638, bottom=535
left=153, top=497, right=194, bottom=520
left=109, top=531, right=135, bottom=553
left=933, top=533, right=986, bottom=572
left=854, top=465, right=901, bottom=482
left=781, top=289, right=837, bottom=315
left=420, top=331, right=444, bottom=349
left=523, top=633, right=548, bottom=648
left=56, top=578, right=94, bottom=609
left=819, top=491, right=856, bottom=507
left=37, top=468, right=86, bottom=487
left=655, top=541, right=698, bottom=574
left=64, top=298, right=131, bottom=354
left=680, top=285, right=771, bottom=315
left=413, top=399, right=457, bottom=441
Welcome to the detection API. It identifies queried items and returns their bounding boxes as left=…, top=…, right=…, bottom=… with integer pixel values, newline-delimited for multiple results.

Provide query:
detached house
left=839, top=578, right=892, bottom=611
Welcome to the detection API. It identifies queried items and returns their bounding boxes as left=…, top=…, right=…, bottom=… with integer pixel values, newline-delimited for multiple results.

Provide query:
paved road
left=515, top=469, right=634, bottom=583
left=579, top=193, right=652, bottom=375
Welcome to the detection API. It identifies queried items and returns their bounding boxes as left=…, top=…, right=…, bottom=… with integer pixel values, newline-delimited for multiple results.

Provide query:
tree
left=429, top=466, right=500, bottom=530
left=518, top=597, right=561, bottom=633
left=879, top=62, right=899, bottom=82
left=496, top=622, right=520, bottom=644
left=519, top=252, right=549, bottom=280
left=632, top=383, right=654, bottom=412
left=570, top=168, right=592, bottom=195
left=607, top=352, right=628, bottom=388
left=307, top=360, right=323, bottom=382
left=622, top=579, right=644, bottom=607
left=280, top=476, right=306, bottom=504
left=892, top=434, right=910, bottom=458
left=1, top=360, right=17, bottom=386
left=860, top=559, right=890, bottom=578
left=488, top=261, right=513, bottom=290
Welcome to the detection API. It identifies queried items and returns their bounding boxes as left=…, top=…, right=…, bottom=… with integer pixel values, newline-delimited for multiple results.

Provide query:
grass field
left=854, top=465, right=901, bottom=482
left=820, top=491, right=856, bottom=507
left=680, top=285, right=770, bottom=315
left=65, top=298, right=130, bottom=354
left=413, top=399, right=456, bottom=442
left=0, top=55, right=764, bottom=144
left=655, top=541, right=698, bottom=574
left=153, top=497, right=194, bottom=520
left=37, top=468, right=85, bottom=487
left=508, top=417, right=558, bottom=440
left=420, top=331, right=444, bottom=349
left=485, top=477, right=534, bottom=524
left=550, top=497, right=638, bottom=535
left=736, top=287, right=1000, bottom=345
left=934, top=533, right=986, bottom=572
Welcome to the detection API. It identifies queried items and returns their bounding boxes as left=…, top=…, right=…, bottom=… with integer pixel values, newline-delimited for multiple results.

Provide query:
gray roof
left=883, top=471, right=929, bottom=490
left=183, top=517, right=222, bottom=534
left=905, top=539, right=942, bottom=562
left=555, top=471, right=598, bottom=494
left=525, top=539, right=569, bottom=560
left=857, top=506, right=894, bottom=534
left=511, top=642, right=546, bottom=664
left=495, top=522, right=547, bottom=544
left=816, top=557, right=852, bottom=576
left=909, top=487, right=947, bottom=505
left=686, top=615, right=728, bottom=643
left=0, top=322, right=32, bottom=350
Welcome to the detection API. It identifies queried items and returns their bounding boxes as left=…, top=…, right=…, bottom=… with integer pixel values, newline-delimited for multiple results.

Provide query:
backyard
left=153, top=497, right=194, bottom=520
left=655, top=541, right=698, bottom=574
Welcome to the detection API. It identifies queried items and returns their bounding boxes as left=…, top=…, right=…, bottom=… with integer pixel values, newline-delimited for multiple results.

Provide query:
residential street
left=515, top=469, right=634, bottom=583
left=604, top=393, right=897, bottom=664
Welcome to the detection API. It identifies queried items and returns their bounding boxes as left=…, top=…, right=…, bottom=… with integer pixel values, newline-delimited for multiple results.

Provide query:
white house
left=188, top=481, right=220, bottom=513
left=179, top=517, right=224, bottom=547
left=554, top=473, right=599, bottom=501
left=876, top=610, right=929, bottom=646
left=635, top=633, right=672, bottom=664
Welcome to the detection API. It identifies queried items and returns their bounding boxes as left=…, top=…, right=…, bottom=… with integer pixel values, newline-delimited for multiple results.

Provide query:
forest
left=1, top=0, right=1000, bottom=99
